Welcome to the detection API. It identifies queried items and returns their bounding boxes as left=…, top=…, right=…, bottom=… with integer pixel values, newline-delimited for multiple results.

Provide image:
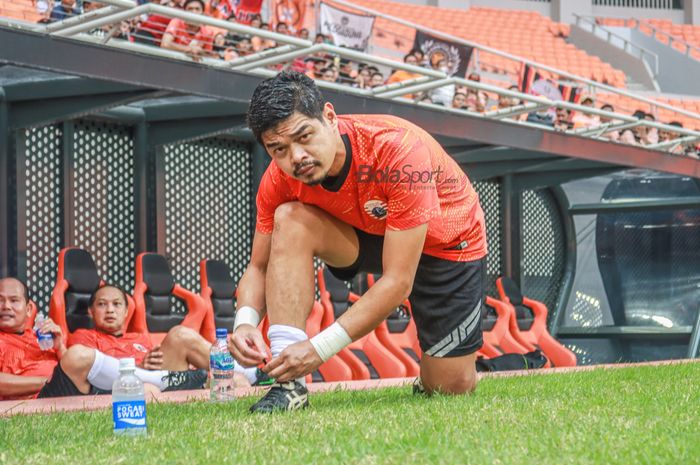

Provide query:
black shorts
left=327, top=229, right=485, bottom=357
left=37, top=363, right=104, bottom=398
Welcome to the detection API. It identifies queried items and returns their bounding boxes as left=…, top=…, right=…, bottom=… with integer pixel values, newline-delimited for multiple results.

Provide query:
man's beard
left=294, top=160, right=326, bottom=185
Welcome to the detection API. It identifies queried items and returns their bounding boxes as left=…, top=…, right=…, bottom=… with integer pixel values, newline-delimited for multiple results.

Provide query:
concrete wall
left=568, top=24, right=658, bottom=89
left=552, top=0, right=592, bottom=24
left=627, top=27, right=700, bottom=95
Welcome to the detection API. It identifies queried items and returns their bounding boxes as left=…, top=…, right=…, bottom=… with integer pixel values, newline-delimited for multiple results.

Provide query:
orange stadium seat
left=304, top=300, right=354, bottom=383
left=131, top=252, right=208, bottom=345
left=479, top=296, right=534, bottom=359
left=496, top=277, right=576, bottom=367
left=365, top=273, right=420, bottom=377
left=350, top=0, right=625, bottom=86
left=49, top=247, right=135, bottom=337
left=317, top=267, right=407, bottom=379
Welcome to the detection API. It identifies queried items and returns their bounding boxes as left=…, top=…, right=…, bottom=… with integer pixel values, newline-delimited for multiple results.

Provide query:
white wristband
left=233, top=306, right=261, bottom=331
left=309, top=322, right=352, bottom=362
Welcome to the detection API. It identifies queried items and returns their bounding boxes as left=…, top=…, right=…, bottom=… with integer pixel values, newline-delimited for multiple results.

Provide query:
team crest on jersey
left=364, top=200, right=388, bottom=220
left=133, top=343, right=148, bottom=353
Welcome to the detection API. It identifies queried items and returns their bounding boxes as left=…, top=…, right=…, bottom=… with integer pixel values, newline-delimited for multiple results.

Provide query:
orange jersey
left=164, top=19, right=215, bottom=51
left=0, top=330, right=59, bottom=400
left=256, top=114, right=487, bottom=261
left=69, top=329, right=152, bottom=366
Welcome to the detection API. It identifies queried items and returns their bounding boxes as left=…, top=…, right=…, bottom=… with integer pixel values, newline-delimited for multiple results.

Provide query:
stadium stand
left=598, top=17, right=700, bottom=60
left=346, top=0, right=625, bottom=87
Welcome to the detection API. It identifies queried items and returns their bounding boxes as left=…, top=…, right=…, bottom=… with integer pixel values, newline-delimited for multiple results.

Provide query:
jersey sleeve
left=164, top=18, right=180, bottom=37
left=68, top=329, right=96, bottom=348
left=380, top=132, right=442, bottom=232
left=255, top=165, right=296, bottom=234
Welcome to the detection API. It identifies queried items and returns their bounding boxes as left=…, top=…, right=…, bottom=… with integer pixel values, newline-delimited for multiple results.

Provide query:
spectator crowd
left=35, top=0, right=699, bottom=157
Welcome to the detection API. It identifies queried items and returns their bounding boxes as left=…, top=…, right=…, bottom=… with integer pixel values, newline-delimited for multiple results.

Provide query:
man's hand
left=262, top=340, right=323, bottom=383
left=139, top=345, right=164, bottom=371
left=228, top=324, right=270, bottom=368
left=39, top=318, right=65, bottom=354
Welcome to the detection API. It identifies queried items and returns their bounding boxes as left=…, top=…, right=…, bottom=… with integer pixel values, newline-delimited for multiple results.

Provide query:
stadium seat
left=198, top=259, right=236, bottom=342
left=366, top=274, right=421, bottom=377
left=480, top=296, right=534, bottom=359
left=49, top=247, right=135, bottom=336
left=353, top=0, right=626, bottom=85
left=304, top=300, right=354, bottom=383
left=496, top=277, right=577, bottom=367
left=317, top=267, right=407, bottom=379
left=131, top=252, right=208, bottom=345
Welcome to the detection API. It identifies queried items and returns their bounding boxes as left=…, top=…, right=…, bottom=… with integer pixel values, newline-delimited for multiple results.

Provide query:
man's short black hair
left=88, top=284, right=128, bottom=308
left=247, top=71, right=325, bottom=144
left=601, top=104, right=614, bottom=111
left=0, top=276, right=30, bottom=302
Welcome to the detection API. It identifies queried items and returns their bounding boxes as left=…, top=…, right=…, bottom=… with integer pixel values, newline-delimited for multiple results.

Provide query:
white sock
left=87, top=350, right=170, bottom=391
left=268, top=324, right=308, bottom=386
left=234, top=360, right=260, bottom=385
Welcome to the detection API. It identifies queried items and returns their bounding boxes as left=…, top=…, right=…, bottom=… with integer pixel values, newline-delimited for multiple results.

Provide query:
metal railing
left=592, top=0, right=680, bottom=9
left=329, top=0, right=700, bottom=123
left=636, top=19, right=700, bottom=61
left=1, top=0, right=699, bottom=155
left=575, top=14, right=659, bottom=77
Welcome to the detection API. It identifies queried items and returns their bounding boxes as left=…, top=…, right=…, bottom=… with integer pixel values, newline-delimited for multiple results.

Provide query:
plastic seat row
left=49, top=247, right=222, bottom=345
left=48, top=247, right=575, bottom=384
left=351, top=0, right=626, bottom=87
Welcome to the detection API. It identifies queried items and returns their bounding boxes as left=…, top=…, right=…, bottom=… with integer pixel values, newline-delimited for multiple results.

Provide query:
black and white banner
left=319, top=2, right=375, bottom=51
left=413, top=30, right=473, bottom=77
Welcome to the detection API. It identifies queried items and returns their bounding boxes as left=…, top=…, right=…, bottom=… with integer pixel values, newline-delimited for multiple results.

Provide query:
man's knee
left=165, top=325, right=202, bottom=345
left=421, top=361, right=478, bottom=395
left=60, top=344, right=95, bottom=374
left=425, top=373, right=477, bottom=395
left=271, top=203, right=316, bottom=244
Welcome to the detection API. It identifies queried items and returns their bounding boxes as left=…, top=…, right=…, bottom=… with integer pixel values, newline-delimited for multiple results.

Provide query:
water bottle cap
left=119, top=358, right=136, bottom=370
left=215, top=328, right=228, bottom=339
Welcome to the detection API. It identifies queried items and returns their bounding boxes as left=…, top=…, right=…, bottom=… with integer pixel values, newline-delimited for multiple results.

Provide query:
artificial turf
left=1, top=362, right=699, bottom=465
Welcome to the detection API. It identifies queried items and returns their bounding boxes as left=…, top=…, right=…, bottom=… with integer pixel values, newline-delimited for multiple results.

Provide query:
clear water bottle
left=112, top=358, right=147, bottom=436
left=210, top=328, right=235, bottom=402
left=33, top=314, right=54, bottom=351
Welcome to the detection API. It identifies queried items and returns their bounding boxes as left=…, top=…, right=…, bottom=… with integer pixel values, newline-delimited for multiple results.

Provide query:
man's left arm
left=263, top=224, right=427, bottom=382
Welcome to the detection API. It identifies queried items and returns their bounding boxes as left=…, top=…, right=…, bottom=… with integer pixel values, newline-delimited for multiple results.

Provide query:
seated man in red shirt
left=160, top=0, right=215, bottom=61
left=0, top=277, right=207, bottom=400
left=69, top=285, right=261, bottom=385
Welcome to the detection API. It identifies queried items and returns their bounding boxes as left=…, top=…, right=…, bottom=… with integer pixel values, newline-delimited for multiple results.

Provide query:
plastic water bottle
left=112, top=358, right=147, bottom=436
left=210, top=328, right=235, bottom=402
left=33, top=314, right=54, bottom=351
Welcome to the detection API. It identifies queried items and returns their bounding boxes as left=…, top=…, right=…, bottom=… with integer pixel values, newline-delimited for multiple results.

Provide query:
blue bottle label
left=35, top=330, right=52, bottom=341
left=113, top=400, right=147, bottom=430
left=210, top=352, right=234, bottom=371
